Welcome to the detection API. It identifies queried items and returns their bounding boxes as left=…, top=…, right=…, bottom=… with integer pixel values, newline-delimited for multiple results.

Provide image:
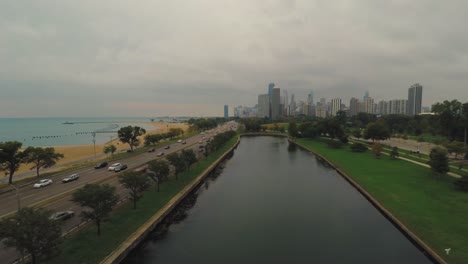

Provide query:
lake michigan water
left=0, top=117, right=175, bottom=147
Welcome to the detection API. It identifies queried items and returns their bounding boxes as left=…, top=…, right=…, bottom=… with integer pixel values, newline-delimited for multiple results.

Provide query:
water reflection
left=124, top=136, right=431, bottom=264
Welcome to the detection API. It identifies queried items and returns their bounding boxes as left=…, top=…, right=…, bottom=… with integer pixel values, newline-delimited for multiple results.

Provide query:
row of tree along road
left=0, top=128, right=236, bottom=264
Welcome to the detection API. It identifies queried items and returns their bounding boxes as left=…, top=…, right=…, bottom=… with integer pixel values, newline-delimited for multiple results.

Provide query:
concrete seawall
left=100, top=137, right=240, bottom=264
left=290, top=139, right=446, bottom=264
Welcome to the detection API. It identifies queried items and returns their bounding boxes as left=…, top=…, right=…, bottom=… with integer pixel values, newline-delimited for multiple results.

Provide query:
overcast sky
left=1, top=0, right=467, bottom=117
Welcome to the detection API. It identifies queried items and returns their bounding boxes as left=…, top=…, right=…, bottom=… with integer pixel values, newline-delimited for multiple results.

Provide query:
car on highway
left=177, top=139, right=183, bottom=143
left=50, top=211, right=75, bottom=221
left=182, top=141, right=186, bottom=144
left=164, top=145, right=170, bottom=149
left=157, top=152, right=165, bottom=157
left=94, top=161, right=108, bottom=169
left=62, top=174, right=79, bottom=183
left=114, top=164, right=128, bottom=172
left=108, top=163, right=122, bottom=171
left=147, top=148, right=155, bottom=152
left=33, top=179, right=53, bottom=188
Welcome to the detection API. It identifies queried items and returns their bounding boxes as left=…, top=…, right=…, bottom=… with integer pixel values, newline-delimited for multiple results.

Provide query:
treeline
left=188, top=118, right=225, bottom=131
left=144, top=128, right=184, bottom=146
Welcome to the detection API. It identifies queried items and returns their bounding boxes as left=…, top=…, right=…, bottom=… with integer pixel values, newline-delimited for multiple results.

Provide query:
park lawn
left=45, top=136, right=238, bottom=264
left=296, top=138, right=468, bottom=264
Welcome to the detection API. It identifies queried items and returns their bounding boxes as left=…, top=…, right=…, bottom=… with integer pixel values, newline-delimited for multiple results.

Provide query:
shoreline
left=3, top=122, right=188, bottom=179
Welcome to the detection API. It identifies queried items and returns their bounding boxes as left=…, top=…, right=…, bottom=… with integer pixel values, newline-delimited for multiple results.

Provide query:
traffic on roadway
left=0, top=121, right=238, bottom=264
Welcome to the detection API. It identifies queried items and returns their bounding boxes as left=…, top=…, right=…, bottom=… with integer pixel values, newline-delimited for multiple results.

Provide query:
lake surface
left=125, top=136, right=432, bottom=264
left=0, top=117, right=174, bottom=146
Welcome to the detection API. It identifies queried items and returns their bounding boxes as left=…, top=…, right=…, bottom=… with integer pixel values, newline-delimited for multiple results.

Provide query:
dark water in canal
left=125, top=136, right=431, bottom=264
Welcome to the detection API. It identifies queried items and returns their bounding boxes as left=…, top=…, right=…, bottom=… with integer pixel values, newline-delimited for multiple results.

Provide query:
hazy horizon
left=2, top=1, right=468, bottom=118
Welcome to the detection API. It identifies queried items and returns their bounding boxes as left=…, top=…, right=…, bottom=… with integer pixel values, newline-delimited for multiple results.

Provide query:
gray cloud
left=1, top=0, right=468, bottom=117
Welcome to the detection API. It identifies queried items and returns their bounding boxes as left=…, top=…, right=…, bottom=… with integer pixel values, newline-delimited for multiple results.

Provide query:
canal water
left=125, top=136, right=431, bottom=264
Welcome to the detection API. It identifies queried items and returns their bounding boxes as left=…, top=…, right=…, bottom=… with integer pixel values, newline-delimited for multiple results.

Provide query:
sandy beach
left=10, top=122, right=188, bottom=177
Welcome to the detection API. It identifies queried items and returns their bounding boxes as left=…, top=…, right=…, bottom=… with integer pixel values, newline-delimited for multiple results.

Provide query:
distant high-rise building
left=282, top=90, right=289, bottom=116
left=307, top=90, right=314, bottom=105
left=364, top=90, right=369, bottom=101
left=271, top=88, right=281, bottom=119
left=257, top=94, right=270, bottom=118
left=268, top=83, right=275, bottom=96
left=349, top=98, right=360, bottom=116
left=331, top=98, right=342, bottom=116
left=315, top=102, right=328, bottom=118
left=224, top=105, right=228, bottom=118
left=407, top=83, right=423, bottom=115
left=364, top=97, right=374, bottom=114
left=389, top=99, right=408, bottom=115
left=290, top=94, right=297, bottom=116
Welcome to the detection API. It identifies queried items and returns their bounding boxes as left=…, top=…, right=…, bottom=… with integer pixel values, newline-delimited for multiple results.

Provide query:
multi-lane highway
left=0, top=121, right=237, bottom=263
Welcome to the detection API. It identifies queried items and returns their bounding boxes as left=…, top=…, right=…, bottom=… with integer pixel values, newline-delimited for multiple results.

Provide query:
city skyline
left=2, top=1, right=468, bottom=118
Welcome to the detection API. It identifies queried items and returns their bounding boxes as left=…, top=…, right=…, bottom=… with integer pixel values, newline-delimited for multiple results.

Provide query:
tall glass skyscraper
left=407, top=83, right=423, bottom=115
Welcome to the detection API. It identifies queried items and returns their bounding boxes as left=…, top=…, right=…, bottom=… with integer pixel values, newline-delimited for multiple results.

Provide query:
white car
left=108, top=163, right=121, bottom=171
left=177, top=139, right=183, bottom=143
left=34, top=179, right=52, bottom=188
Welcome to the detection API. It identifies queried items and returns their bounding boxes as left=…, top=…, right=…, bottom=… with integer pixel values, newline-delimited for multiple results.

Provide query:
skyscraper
left=407, top=83, right=423, bottom=115
left=271, top=88, right=281, bottom=119
left=268, top=83, right=275, bottom=96
left=331, top=98, right=342, bottom=116
left=349, top=98, right=359, bottom=116
left=257, top=94, right=270, bottom=118
left=224, top=105, right=228, bottom=119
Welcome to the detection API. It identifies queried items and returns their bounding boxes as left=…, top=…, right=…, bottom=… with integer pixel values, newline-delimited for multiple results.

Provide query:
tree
left=445, top=141, right=465, bottom=159
left=428, top=147, right=449, bottom=175
left=103, top=144, right=117, bottom=158
left=364, top=122, right=390, bottom=142
left=118, top=172, right=149, bottom=209
left=72, top=184, right=119, bottom=236
left=166, top=153, right=186, bottom=180
left=351, top=129, right=362, bottom=139
left=117, top=126, right=146, bottom=151
left=372, top=143, right=383, bottom=158
left=432, top=100, right=463, bottom=140
left=390, top=147, right=399, bottom=159
left=148, top=160, right=170, bottom=192
left=288, top=121, right=298, bottom=138
left=24, top=147, right=64, bottom=177
left=0, top=207, right=61, bottom=264
left=0, top=141, right=26, bottom=184
left=181, top=149, right=197, bottom=171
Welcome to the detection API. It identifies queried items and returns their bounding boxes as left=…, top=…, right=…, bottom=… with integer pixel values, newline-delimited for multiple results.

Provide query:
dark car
left=147, top=148, right=155, bottom=152
left=114, top=164, right=128, bottom=172
left=164, top=145, right=170, bottom=149
left=50, top=211, right=75, bottom=221
left=94, top=161, right=108, bottom=169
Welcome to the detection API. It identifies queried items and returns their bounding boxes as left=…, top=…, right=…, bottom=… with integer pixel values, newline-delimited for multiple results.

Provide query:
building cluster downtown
left=228, top=83, right=425, bottom=119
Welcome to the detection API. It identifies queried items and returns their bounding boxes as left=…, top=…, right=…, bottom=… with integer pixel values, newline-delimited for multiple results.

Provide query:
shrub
left=339, top=136, right=349, bottom=144
left=402, top=134, right=408, bottom=140
left=325, top=139, right=343, bottom=149
left=417, top=136, right=425, bottom=142
left=350, top=143, right=368, bottom=152
left=455, top=176, right=468, bottom=192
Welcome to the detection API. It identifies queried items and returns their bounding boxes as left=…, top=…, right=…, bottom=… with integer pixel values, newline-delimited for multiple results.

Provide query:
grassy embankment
left=295, top=138, right=468, bottom=264
left=350, top=139, right=468, bottom=177
left=44, top=136, right=238, bottom=264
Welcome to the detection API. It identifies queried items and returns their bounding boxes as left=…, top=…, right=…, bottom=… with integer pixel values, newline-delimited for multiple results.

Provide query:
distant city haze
left=1, top=1, right=467, bottom=117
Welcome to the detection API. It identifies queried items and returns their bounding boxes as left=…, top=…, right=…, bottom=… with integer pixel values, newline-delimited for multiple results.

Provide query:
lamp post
left=92, top=132, right=96, bottom=160
left=9, top=183, right=21, bottom=211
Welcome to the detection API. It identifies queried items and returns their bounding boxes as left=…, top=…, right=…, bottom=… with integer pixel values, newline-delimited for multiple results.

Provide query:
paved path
left=356, top=137, right=465, bottom=179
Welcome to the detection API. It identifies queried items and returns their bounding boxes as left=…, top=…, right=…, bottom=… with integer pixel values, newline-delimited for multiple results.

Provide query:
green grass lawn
left=296, top=138, right=468, bottom=264
left=44, top=136, right=238, bottom=264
